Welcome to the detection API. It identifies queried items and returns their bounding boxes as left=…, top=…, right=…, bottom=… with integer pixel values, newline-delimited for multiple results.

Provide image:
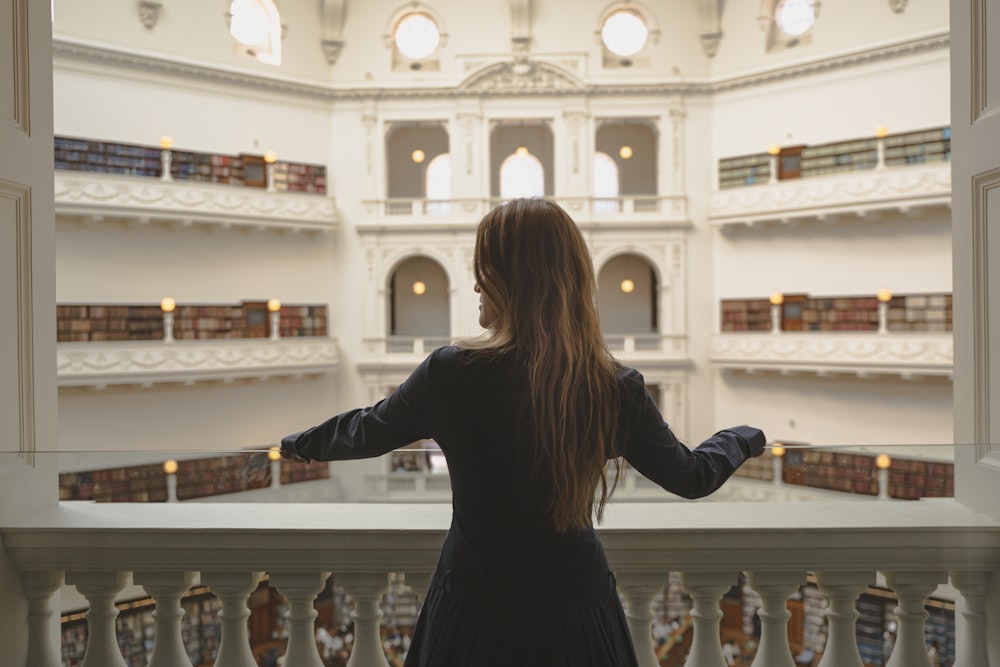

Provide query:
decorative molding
left=57, top=339, right=340, bottom=388
left=710, top=333, right=953, bottom=378
left=137, top=1, right=162, bottom=30
left=52, top=31, right=948, bottom=101
left=700, top=32, right=723, bottom=58
left=458, top=59, right=584, bottom=94
left=709, top=163, right=951, bottom=228
left=321, top=39, right=344, bottom=66
left=54, top=171, right=338, bottom=233
left=889, top=0, right=908, bottom=13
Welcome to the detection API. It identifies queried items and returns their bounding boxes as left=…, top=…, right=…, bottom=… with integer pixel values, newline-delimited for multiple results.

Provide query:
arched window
left=593, top=152, right=619, bottom=213
left=425, top=153, right=451, bottom=215
left=499, top=150, right=544, bottom=199
left=229, top=0, right=282, bottom=65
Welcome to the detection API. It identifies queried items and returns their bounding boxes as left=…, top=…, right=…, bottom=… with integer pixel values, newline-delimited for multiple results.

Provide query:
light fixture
left=268, top=446, right=282, bottom=462
left=160, top=297, right=176, bottom=313
left=159, top=135, right=173, bottom=150
left=769, top=292, right=784, bottom=306
left=875, top=453, right=892, bottom=470
left=620, top=278, right=635, bottom=294
left=771, top=444, right=786, bottom=458
left=875, top=125, right=889, bottom=138
left=160, top=297, right=176, bottom=343
left=264, top=150, right=278, bottom=164
left=394, top=13, right=440, bottom=60
left=619, top=145, right=633, bottom=160
left=515, top=146, right=530, bottom=157
left=163, top=459, right=178, bottom=475
left=767, top=144, right=782, bottom=156
left=877, top=288, right=893, bottom=303
left=267, top=298, right=281, bottom=312
left=411, top=148, right=426, bottom=164
left=268, top=298, right=281, bottom=341
left=229, top=0, right=282, bottom=65
left=412, top=280, right=427, bottom=295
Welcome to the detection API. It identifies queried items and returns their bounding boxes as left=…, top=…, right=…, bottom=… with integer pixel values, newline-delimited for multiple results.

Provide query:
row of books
left=781, top=448, right=953, bottom=500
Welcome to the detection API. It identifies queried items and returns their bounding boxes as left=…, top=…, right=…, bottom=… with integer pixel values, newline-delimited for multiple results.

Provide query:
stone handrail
left=3, top=500, right=998, bottom=667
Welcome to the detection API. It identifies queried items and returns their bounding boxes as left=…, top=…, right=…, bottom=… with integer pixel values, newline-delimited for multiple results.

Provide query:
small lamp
left=874, top=125, right=888, bottom=170
left=264, top=150, right=278, bottom=191
left=769, top=292, right=784, bottom=334
left=159, top=135, right=174, bottom=182
left=268, top=446, right=282, bottom=488
left=163, top=459, right=179, bottom=502
left=411, top=148, right=426, bottom=164
left=875, top=453, right=891, bottom=500
left=620, top=278, right=635, bottom=294
left=160, top=297, right=176, bottom=343
left=267, top=298, right=282, bottom=341
left=767, top=144, right=781, bottom=184
left=771, top=443, right=785, bottom=486
left=515, top=146, right=530, bottom=157
left=877, top=288, right=892, bottom=334
left=412, top=281, right=427, bottom=296
left=619, top=145, right=633, bottom=160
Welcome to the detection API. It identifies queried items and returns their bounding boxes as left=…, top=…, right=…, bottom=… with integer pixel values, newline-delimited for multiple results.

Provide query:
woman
left=281, top=198, right=765, bottom=666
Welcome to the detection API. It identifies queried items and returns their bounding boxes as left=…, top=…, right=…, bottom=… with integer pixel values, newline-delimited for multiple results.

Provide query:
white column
left=668, top=108, right=686, bottom=195
left=201, top=571, right=263, bottom=667
left=269, top=572, right=330, bottom=667
left=884, top=571, right=942, bottom=667
left=22, top=571, right=64, bottom=667
left=814, top=571, right=872, bottom=667
left=134, top=571, right=196, bottom=667
left=949, top=570, right=992, bottom=667
left=681, top=571, right=735, bottom=667
left=65, top=571, right=131, bottom=667
left=338, top=572, right=392, bottom=667
left=615, top=571, right=667, bottom=667
left=746, top=571, right=801, bottom=667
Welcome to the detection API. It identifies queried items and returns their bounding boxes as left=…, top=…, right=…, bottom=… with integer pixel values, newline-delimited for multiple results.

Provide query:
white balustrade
left=134, top=571, right=196, bottom=667
left=616, top=571, right=668, bottom=667
left=201, top=571, right=264, bottom=667
left=746, top=571, right=802, bottom=667
left=814, top=570, right=873, bottom=667
left=681, top=571, right=734, bottom=667
left=269, top=572, right=330, bottom=667
left=884, top=571, right=944, bottom=667
left=950, top=569, right=993, bottom=667
left=21, top=571, right=64, bottom=667
left=339, top=572, right=392, bottom=667
left=64, top=571, right=131, bottom=667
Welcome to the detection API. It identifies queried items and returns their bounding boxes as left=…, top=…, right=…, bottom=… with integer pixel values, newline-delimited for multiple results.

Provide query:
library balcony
left=3, top=496, right=998, bottom=667
left=55, top=170, right=338, bottom=234
left=604, top=333, right=690, bottom=366
left=57, top=337, right=341, bottom=388
left=710, top=332, right=953, bottom=380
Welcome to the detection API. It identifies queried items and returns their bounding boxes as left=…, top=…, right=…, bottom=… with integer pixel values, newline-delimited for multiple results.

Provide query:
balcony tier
left=54, top=171, right=338, bottom=233
left=709, top=163, right=950, bottom=229
left=711, top=332, right=953, bottom=378
left=56, top=338, right=340, bottom=388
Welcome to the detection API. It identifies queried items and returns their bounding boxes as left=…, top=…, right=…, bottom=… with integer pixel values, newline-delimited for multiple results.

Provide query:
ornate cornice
left=57, top=339, right=340, bottom=388
left=52, top=31, right=949, bottom=102
left=709, top=163, right=951, bottom=228
left=55, top=171, right=338, bottom=232
left=710, top=333, right=953, bottom=378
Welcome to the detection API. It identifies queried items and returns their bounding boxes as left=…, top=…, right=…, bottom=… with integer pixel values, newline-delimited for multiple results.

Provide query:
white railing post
left=269, top=572, right=330, bottom=667
left=681, top=571, right=735, bottom=667
left=134, top=571, right=196, bottom=667
left=65, top=571, right=131, bottom=667
left=746, top=571, right=801, bottom=667
left=22, top=571, right=64, bottom=667
left=814, top=570, right=873, bottom=667
left=338, top=572, right=392, bottom=667
left=616, top=571, right=667, bottom=667
left=201, top=571, right=263, bottom=667
left=884, top=571, right=943, bottom=667
left=949, top=570, right=992, bottom=667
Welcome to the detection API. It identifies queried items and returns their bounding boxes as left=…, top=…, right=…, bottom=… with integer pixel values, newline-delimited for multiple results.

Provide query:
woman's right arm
left=618, top=369, right=765, bottom=499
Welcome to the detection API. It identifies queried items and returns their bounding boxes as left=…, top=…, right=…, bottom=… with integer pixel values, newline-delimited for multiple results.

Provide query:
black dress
left=282, top=346, right=765, bottom=667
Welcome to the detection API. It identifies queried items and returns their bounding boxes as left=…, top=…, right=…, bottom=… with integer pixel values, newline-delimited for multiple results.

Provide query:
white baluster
left=201, top=571, right=263, bottom=667
left=338, top=572, right=391, bottom=667
left=883, top=571, right=943, bottom=667
left=65, top=571, right=130, bottom=667
left=681, top=571, right=736, bottom=667
left=746, top=571, right=801, bottom=667
left=22, top=571, right=64, bottom=667
left=814, top=570, right=873, bottom=667
left=615, top=571, right=668, bottom=667
left=949, top=570, right=992, bottom=667
left=269, top=572, right=329, bottom=667
left=134, top=571, right=196, bottom=667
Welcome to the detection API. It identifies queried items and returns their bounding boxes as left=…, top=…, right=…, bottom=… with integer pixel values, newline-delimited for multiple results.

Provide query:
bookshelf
left=54, top=136, right=162, bottom=177
left=884, top=127, right=951, bottom=167
left=780, top=448, right=953, bottom=500
left=720, top=298, right=771, bottom=332
left=718, top=152, right=771, bottom=189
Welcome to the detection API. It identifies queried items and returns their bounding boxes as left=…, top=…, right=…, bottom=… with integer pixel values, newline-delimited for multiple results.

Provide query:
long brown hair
left=469, top=198, right=621, bottom=532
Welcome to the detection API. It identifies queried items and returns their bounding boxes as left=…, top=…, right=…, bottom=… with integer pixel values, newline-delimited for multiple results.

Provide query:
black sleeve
left=280, top=350, right=436, bottom=462
left=617, top=369, right=765, bottom=499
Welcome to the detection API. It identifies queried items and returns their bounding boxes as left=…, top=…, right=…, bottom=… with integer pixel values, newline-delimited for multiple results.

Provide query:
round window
left=395, top=13, right=441, bottom=60
left=775, top=0, right=815, bottom=37
left=601, top=10, right=648, bottom=57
